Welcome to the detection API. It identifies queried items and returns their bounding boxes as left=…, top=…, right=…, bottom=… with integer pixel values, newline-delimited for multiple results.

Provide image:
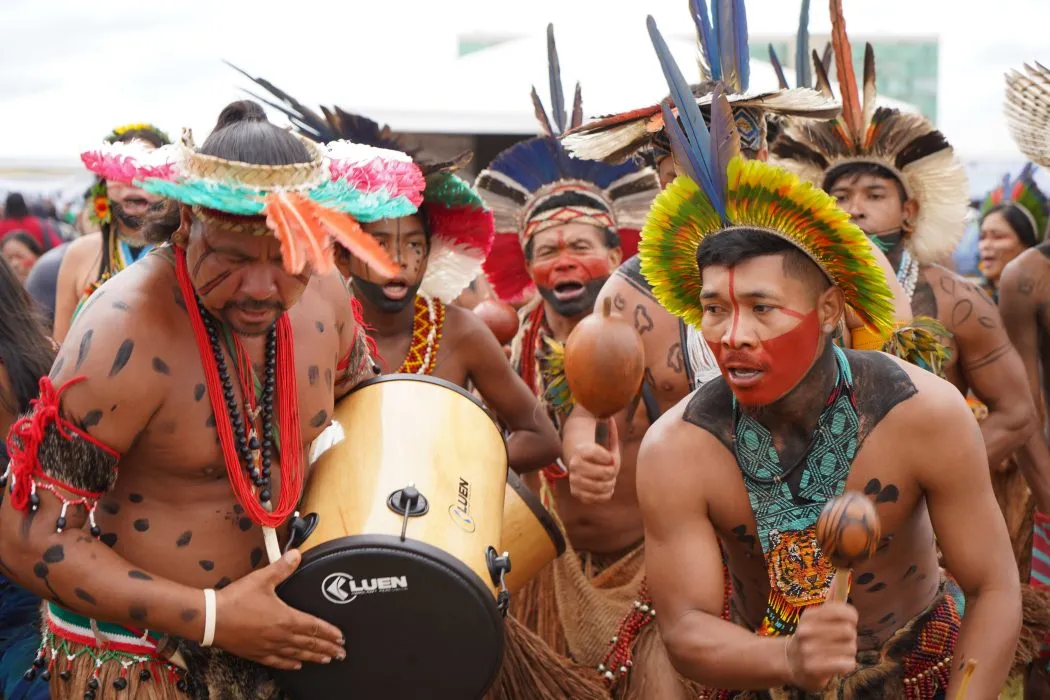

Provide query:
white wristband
left=202, top=588, right=216, bottom=648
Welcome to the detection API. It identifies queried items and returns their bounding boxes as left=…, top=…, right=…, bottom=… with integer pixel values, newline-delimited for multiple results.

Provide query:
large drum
left=500, top=470, right=566, bottom=593
left=276, top=375, right=510, bottom=700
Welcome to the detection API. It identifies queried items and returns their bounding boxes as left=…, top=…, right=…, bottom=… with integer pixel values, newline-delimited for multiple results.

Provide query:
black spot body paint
left=75, top=588, right=98, bottom=605
left=133, top=519, right=150, bottom=532
left=152, top=357, right=171, bottom=375
left=42, top=545, right=65, bottom=564
left=109, top=339, right=135, bottom=377
left=100, top=533, right=118, bottom=547
left=251, top=548, right=264, bottom=568
left=81, top=410, right=103, bottom=429
left=878, top=612, right=895, bottom=624
left=324, top=368, right=333, bottom=389
left=128, top=570, right=153, bottom=581
left=309, top=365, right=319, bottom=386
left=129, top=606, right=147, bottom=622
left=315, top=321, right=325, bottom=333
left=902, top=565, right=917, bottom=580
left=215, top=577, right=232, bottom=589
left=238, top=517, right=252, bottom=532
left=51, top=356, right=65, bottom=378
left=100, top=500, right=119, bottom=515
left=206, top=414, right=216, bottom=428
left=75, top=329, right=94, bottom=371
left=199, top=560, right=215, bottom=571
left=33, top=562, right=49, bottom=578
left=112, top=300, right=131, bottom=311
left=856, top=573, right=875, bottom=585
left=233, top=504, right=244, bottom=515
left=176, top=531, right=192, bottom=547
left=194, top=383, right=206, bottom=401
left=869, top=582, right=886, bottom=593
left=310, top=410, right=328, bottom=428
left=181, top=609, right=199, bottom=622
left=128, top=493, right=144, bottom=503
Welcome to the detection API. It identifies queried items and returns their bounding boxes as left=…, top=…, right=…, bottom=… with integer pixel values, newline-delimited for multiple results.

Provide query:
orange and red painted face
left=700, top=255, right=836, bottom=406
left=525, top=221, right=622, bottom=318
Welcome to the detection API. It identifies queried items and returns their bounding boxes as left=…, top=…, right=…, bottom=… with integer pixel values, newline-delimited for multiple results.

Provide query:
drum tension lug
left=387, top=484, right=429, bottom=541
left=283, top=512, right=320, bottom=553
left=486, top=547, right=512, bottom=617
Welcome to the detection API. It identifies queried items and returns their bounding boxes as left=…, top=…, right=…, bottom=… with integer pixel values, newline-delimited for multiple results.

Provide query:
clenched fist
left=786, top=602, right=858, bottom=691
left=568, top=420, right=621, bottom=505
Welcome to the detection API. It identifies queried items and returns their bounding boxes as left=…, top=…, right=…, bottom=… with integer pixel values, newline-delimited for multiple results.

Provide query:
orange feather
left=276, top=192, right=331, bottom=274
left=263, top=194, right=305, bottom=274
left=299, top=198, right=398, bottom=280
left=830, top=0, right=862, bottom=141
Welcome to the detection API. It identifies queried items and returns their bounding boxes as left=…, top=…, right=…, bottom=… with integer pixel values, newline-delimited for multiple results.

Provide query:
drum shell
left=300, top=374, right=508, bottom=596
left=500, top=470, right=566, bottom=594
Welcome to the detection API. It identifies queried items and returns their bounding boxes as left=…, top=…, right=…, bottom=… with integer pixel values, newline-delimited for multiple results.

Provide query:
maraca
left=563, top=297, right=645, bottom=448
left=815, top=491, right=881, bottom=603
left=473, top=298, right=520, bottom=346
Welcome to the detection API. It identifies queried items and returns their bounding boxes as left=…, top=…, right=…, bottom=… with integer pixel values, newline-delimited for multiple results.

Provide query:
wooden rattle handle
left=825, top=570, right=850, bottom=603
left=595, top=418, right=611, bottom=449
left=953, top=659, right=977, bottom=700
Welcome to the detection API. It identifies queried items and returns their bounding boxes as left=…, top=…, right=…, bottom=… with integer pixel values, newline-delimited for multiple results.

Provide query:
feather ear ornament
left=639, top=15, right=894, bottom=338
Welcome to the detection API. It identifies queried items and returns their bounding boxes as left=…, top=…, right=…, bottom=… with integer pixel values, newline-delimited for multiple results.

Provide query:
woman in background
left=0, top=255, right=56, bottom=700
left=1, top=232, right=43, bottom=284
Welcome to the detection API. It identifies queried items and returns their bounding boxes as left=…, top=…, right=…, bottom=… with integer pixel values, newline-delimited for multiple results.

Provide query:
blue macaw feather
left=690, top=0, right=719, bottom=80
left=648, top=16, right=726, bottom=220
left=733, top=0, right=750, bottom=93
left=796, top=0, right=811, bottom=89
left=546, top=24, right=567, bottom=135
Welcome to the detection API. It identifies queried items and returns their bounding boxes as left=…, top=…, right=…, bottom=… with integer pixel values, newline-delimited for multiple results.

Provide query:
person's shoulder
left=68, top=252, right=177, bottom=341
left=62, top=232, right=102, bottom=264
left=606, top=254, right=655, bottom=300
left=676, top=377, right=735, bottom=449
left=862, top=352, right=967, bottom=431
left=443, top=300, right=497, bottom=346
left=641, top=388, right=735, bottom=483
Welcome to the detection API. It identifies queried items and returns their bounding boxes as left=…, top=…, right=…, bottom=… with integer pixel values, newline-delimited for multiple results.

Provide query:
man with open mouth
left=51, top=123, right=181, bottom=344
left=234, top=71, right=564, bottom=476
left=474, top=25, right=662, bottom=700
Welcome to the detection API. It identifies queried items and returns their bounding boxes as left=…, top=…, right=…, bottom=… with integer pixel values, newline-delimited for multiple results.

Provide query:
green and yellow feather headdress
left=638, top=16, right=895, bottom=338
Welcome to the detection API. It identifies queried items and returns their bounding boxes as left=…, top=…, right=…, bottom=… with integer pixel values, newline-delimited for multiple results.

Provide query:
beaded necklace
left=397, top=294, right=444, bottom=375
left=175, top=247, right=303, bottom=527
left=733, top=346, right=860, bottom=635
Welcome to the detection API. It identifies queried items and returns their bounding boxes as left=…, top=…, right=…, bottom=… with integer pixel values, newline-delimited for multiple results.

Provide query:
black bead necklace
left=199, top=301, right=277, bottom=506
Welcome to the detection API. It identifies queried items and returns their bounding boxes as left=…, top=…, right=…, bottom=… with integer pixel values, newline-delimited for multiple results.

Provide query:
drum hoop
left=506, top=470, right=567, bottom=556
left=349, top=372, right=510, bottom=466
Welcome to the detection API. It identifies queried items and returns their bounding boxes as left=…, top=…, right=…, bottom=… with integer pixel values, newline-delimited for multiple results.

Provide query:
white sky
left=0, top=0, right=1047, bottom=173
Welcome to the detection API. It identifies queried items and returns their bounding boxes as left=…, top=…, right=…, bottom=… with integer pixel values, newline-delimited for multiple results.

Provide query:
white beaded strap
left=202, top=588, right=217, bottom=647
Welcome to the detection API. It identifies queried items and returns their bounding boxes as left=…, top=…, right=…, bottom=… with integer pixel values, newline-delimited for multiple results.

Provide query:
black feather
left=895, top=131, right=950, bottom=170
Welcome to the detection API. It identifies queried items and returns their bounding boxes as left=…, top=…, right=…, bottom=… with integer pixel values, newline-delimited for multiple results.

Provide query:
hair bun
left=214, top=100, right=268, bottom=131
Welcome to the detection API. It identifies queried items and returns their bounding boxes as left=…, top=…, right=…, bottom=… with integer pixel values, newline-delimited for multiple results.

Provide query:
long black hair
left=0, top=256, right=55, bottom=416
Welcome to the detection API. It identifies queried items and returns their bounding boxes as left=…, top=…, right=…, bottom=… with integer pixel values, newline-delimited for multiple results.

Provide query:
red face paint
left=708, top=268, right=822, bottom=406
left=528, top=232, right=613, bottom=289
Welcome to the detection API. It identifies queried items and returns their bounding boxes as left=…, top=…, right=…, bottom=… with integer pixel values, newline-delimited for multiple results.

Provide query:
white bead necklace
left=897, top=249, right=920, bottom=301
left=415, top=294, right=439, bottom=375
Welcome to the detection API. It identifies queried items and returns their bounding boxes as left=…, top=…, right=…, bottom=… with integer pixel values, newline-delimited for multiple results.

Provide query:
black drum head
left=275, top=534, right=504, bottom=700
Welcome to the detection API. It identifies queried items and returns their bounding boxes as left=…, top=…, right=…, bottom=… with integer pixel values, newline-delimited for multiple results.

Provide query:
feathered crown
left=639, top=16, right=894, bottom=337
left=1005, top=62, right=1050, bottom=169
left=980, top=163, right=1048, bottom=246
left=770, top=0, right=969, bottom=265
left=210, top=65, right=495, bottom=303
left=474, top=24, right=659, bottom=304
left=560, top=0, right=840, bottom=165
left=105, top=122, right=172, bottom=146
left=81, top=126, right=426, bottom=279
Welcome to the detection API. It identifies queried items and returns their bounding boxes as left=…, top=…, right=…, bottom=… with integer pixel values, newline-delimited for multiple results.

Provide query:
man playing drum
left=230, top=73, right=562, bottom=473
left=636, top=25, right=1021, bottom=697
left=0, top=100, right=425, bottom=699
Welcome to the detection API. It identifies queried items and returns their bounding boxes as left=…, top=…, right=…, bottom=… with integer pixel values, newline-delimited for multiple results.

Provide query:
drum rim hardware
left=485, top=547, right=512, bottom=617
left=506, top=470, right=567, bottom=556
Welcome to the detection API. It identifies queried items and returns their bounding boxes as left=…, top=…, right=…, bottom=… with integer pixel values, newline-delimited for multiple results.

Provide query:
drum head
left=275, top=535, right=504, bottom=700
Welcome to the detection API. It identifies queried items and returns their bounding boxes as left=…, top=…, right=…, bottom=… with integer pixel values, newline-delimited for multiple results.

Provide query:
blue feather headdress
left=561, top=0, right=839, bottom=165
left=639, top=16, right=895, bottom=338
left=474, top=24, right=659, bottom=303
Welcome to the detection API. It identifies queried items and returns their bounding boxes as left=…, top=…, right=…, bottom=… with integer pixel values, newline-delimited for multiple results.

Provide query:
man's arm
left=456, top=310, right=561, bottom=473
left=998, top=257, right=1050, bottom=511
left=916, top=375, right=1022, bottom=697
left=0, top=303, right=207, bottom=641
left=638, top=417, right=792, bottom=689
left=951, top=279, right=1036, bottom=465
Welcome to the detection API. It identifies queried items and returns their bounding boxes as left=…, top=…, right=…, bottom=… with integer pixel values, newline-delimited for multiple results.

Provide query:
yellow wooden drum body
left=276, top=375, right=509, bottom=700
left=300, top=374, right=507, bottom=592
left=501, top=470, right=566, bottom=594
